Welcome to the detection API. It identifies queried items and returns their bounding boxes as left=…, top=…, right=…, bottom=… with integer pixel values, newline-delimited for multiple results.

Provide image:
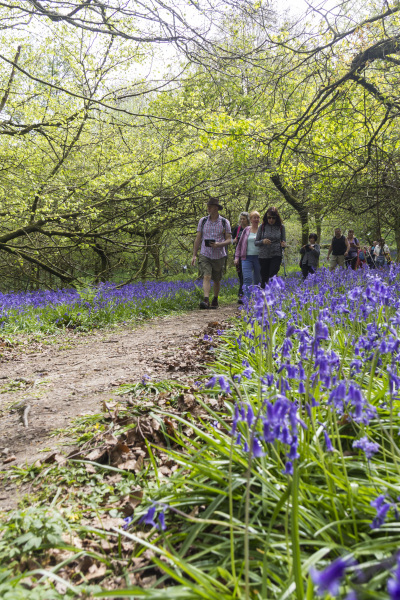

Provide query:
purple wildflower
left=123, top=516, right=133, bottom=530
left=252, top=437, right=265, bottom=458
left=353, top=436, right=379, bottom=459
left=370, top=494, right=391, bottom=529
left=218, top=375, right=231, bottom=394
left=388, top=553, right=400, bottom=600
left=310, top=556, right=355, bottom=596
left=139, top=505, right=157, bottom=528
left=324, top=431, right=334, bottom=452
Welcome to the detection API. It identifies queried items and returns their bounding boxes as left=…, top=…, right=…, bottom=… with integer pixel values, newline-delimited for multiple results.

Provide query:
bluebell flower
left=388, top=553, right=400, bottom=600
left=123, top=516, right=133, bottom=530
left=370, top=494, right=391, bottom=529
left=205, top=376, right=217, bottom=389
left=242, top=366, right=254, bottom=379
left=218, top=376, right=231, bottom=394
left=246, top=404, right=254, bottom=427
left=139, top=505, right=157, bottom=528
left=310, top=556, right=355, bottom=596
left=282, top=461, right=293, bottom=475
left=252, top=437, right=265, bottom=458
left=158, top=511, right=166, bottom=531
left=353, top=436, right=379, bottom=459
left=324, top=431, right=334, bottom=452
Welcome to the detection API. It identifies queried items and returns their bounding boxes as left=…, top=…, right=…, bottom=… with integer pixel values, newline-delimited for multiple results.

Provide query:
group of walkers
left=191, top=198, right=391, bottom=309
left=191, top=199, right=285, bottom=308
left=326, top=228, right=391, bottom=272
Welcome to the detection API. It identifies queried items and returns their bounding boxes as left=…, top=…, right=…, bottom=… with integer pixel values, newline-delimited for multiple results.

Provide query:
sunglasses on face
left=267, top=215, right=276, bottom=219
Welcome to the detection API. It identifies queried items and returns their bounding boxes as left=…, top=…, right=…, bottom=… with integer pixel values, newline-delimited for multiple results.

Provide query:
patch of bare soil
left=0, top=305, right=238, bottom=509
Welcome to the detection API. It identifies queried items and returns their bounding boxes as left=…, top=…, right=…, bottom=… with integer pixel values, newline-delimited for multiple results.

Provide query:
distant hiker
left=300, top=233, right=320, bottom=279
left=191, top=198, right=232, bottom=309
left=255, top=207, right=286, bottom=288
left=327, top=228, right=350, bottom=271
left=232, top=212, right=250, bottom=302
left=374, top=239, right=390, bottom=268
left=346, top=230, right=360, bottom=270
left=234, top=211, right=261, bottom=299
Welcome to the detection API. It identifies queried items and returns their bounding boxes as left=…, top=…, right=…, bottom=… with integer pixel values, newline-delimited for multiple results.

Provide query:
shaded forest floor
left=0, top=304, right=237, bottom=511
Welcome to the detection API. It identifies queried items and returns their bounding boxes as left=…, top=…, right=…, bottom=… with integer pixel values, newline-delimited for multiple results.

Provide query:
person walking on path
left=327, top=228, right=350, bottom=271
left=191, top=198, right=232, bottom=309
left=346, top=230, right=360, bottom=270
left=255, top=207, right=286, bottom=288
left=300, top=233, right=320, bottom=279
left=232, top=212, right=250, bottom=302
left=234, top=211, right=261, bottom=300
left=374, top=239, right=390, bottom=268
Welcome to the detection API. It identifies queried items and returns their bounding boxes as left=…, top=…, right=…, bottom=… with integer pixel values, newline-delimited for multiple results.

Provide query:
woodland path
left=0, top=305, right=237, bottom=510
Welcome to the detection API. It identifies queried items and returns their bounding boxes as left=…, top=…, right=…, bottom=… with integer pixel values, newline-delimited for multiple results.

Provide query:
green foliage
left=0, top=506, right=67, bottom=560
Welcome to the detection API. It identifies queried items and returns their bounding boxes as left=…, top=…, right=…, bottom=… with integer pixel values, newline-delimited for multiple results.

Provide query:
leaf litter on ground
left=0, top=317, right=234, bottom=596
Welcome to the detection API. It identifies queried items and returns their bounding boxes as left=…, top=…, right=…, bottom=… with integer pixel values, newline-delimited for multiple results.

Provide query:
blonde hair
left=249, top=211, right=260, bottom=219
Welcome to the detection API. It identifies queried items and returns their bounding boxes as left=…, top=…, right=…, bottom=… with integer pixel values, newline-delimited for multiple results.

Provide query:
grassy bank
left=2, top=265, right=400, bottom=599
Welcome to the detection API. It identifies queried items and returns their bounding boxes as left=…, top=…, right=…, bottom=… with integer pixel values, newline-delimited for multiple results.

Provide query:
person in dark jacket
left=300, top=233, right=320, bottom=279
left=327, top=228, right=350, bottom=271
left=255, top=207, right=286, bottom=288
left=232, top=212, right=250, bottom=301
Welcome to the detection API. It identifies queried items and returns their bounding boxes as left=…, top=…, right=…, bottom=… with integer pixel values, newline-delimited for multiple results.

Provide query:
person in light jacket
left=300, top=233, right=320, bottom=279
left=232, top=212, right=250, bottom=301
left=255, top=207, right=286, bottom=288
left=234, top=211, right=261, bottom=299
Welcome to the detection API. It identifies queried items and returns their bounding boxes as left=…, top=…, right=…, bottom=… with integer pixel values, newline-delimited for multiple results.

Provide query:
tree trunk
left=394, top=214, right=400, bottom=263
left=270, top=174, right=309, bottom=244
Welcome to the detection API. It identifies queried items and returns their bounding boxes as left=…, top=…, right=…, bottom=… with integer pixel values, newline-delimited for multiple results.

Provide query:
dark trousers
left=301, top=264, right=315, bottom=280
left=346, top=256, right=358, bottom=270
left=236, top=261, right=244, bottom=297
left=259, top=256, right=282, bottom=288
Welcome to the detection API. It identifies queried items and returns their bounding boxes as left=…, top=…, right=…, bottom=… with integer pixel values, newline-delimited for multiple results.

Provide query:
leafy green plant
left=0, top=507, right=67, bottom=560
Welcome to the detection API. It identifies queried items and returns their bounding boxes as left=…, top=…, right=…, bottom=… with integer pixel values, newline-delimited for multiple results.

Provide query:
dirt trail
left=0, top=305, right=237, bottom=508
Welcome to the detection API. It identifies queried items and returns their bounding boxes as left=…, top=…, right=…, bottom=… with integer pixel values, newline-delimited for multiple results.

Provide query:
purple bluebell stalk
left=388, top=553, right=400, bottom=600
left=139, top=505, right=157, bottom=528
left=324, top=431, right=334, bottom=452
left=370, top=495, right=391, bottom=529
left=252, top=437, right=265, bottom=458
left=310, top=556, right=355, bottom=596
left=158, top=511, right=166, bottom=531
left=242, top=366, right=254, bottom=379
left=353, top=436, right=379, bottom=459
left=218, top=376, right=231, bottom=394
left=205, top=376, right=217, bottom=389
left=282, top=461, right=293, bottom=475
left=246, top=404, right=254, bottom=427
left=123, top=516, right=133, bottom=530
left=231, top=405, right=240, bottom=435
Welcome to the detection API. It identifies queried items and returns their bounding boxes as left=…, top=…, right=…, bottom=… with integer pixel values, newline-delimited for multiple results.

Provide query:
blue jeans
left=242, top=255, right=260, bottom=296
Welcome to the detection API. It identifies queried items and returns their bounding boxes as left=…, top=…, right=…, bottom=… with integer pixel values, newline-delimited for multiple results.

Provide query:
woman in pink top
left=234, top=211, right=261, bottom=299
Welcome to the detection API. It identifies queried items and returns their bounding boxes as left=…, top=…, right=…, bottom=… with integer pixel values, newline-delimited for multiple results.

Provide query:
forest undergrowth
left=1, top=266, right=400, bottom=600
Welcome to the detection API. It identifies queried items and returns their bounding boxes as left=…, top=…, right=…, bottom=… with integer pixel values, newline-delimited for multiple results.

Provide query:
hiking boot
left=210, top=297, right=219, bottom=309
left=237, top=297, right=244, bottom=305
left=199, top=299, right=210, bottom=309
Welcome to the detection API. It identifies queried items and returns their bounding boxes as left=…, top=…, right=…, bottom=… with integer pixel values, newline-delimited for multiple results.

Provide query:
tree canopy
left=0, top=0, right=399, bottom=287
